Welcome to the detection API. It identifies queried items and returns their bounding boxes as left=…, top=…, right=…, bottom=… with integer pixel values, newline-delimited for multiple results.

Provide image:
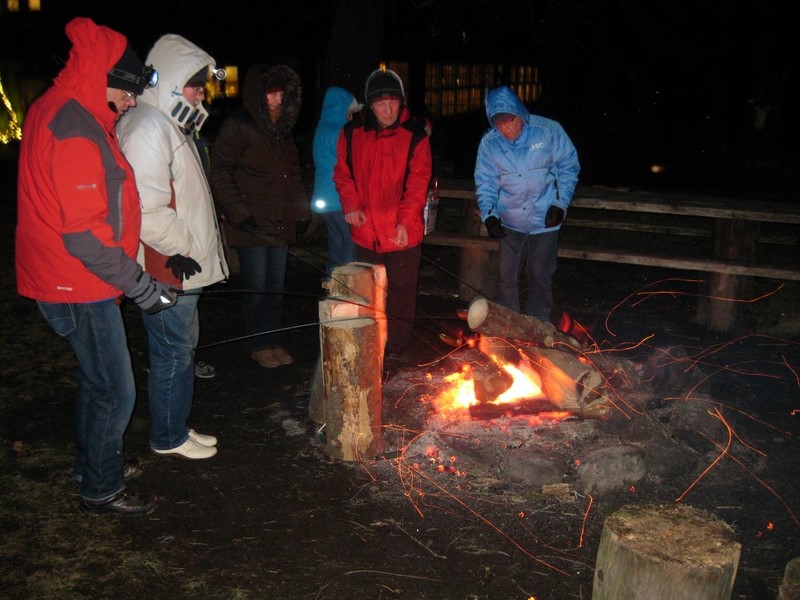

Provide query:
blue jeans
left=142, top=291, right=200, bottom=451
left=37, top=298, right=134, bottom=503
left=496, top=229, right=559, bottom=323
left=322, top=211, right=356, bottom=278
left=237, top=246, right=287, bottom=351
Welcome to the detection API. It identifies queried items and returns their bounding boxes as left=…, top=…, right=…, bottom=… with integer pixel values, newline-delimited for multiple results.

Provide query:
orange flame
left=432, top=361, right=545, bottom=414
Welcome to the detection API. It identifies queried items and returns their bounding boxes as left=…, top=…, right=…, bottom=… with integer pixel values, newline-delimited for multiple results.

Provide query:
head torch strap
left=108, top=64, right=158, bottom=89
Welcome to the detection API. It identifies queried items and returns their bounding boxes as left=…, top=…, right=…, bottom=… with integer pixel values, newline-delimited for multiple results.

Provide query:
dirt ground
left=3, top=154, right=800, bottom=599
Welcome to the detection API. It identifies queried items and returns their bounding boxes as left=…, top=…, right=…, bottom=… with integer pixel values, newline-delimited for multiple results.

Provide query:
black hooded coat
left=210, top=64, right=310, bottom=247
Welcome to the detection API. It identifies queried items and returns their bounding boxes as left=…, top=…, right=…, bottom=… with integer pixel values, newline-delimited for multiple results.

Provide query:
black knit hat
left=186, top=66, right=208, bottom=88
left=107, top=44, right=147, bottom=95
left=365, top=70, right=404, bottom=105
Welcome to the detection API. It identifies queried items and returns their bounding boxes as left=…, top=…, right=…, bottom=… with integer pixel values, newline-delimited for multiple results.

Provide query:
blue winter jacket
left=474, top=86, right=580, bottom=235
left=311, top=87, right=356, bottom=214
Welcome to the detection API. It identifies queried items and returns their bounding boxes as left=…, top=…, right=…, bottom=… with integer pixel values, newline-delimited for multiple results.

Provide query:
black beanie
left=107, top=44, right=147, bottom=95
left=186, top=67, right=208, bottom=88
left=365, top=71, right=404, bottom=105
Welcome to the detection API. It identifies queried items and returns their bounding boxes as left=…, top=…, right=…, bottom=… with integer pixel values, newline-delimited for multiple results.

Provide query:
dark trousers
left=355, top=244, right=421, bottom=350
left=496, top=229, right=559, bottom=323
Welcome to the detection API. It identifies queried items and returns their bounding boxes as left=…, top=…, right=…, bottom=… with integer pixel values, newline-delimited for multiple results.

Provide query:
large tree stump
left=778, top=556, right=800, bottom=600
left=319, top=315, right=384, bottom=461
left=309, top=263, right=388, bottom=423
left=592, top=504, right=741, bottom=600
left=467, top=296, right=582, bottom=350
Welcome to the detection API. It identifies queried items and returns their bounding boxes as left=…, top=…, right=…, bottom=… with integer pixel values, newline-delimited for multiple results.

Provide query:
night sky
left=1, top=0, right=796, bottom=194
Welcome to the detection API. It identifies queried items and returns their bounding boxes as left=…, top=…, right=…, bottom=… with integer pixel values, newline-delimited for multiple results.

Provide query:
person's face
left=496, top=115, right=524, bottom=141
left=183, top=85, right=206, bottom=107
left=267, top=90, right=284, bottom=112
left=371, top=97, right=401, bottom=128
left=107, top=88, right=137, bottom=118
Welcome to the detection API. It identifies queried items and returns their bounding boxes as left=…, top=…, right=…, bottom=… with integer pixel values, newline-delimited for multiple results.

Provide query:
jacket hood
left=242, top=63, right=302, bottom=138
left=319, top=87, right=356, bottom=129
left=138, top=34, right=215, bottom=116
left=485, top=86, right=530, bottom=128
left=52, top=17, right=130, bottom=128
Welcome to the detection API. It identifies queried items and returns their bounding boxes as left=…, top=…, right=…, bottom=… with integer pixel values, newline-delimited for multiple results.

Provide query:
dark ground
left=3, top=152, right=800, bottom=599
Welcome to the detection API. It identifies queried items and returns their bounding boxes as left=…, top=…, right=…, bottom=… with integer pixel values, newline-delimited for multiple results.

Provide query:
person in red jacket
left=333, top=68, right=433, bottom=354
left=15, top=17, right=175, bottom=516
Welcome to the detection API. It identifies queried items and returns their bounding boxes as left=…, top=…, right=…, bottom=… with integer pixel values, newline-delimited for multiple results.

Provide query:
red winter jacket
left=16, top=18, right=145, bottom=303
left=334, top=107, right=432, bottom=253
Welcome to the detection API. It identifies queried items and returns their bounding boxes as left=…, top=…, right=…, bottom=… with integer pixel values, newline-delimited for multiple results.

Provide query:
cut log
left=309, top=263, right=388, bottom=424
left=309, top=299, right=361, bottom=423
left=592, top=504, right=741, bottom=600
left=327, top=262, right=388, bottom=353
left=477, top=335, right=608, bottom=418
left=320, top=316, right=384, bottom=461
left=467, top=296, right=582, bottom=350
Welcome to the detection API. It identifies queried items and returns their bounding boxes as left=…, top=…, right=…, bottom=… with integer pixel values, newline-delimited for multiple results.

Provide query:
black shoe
left=123, top=458, right=143, bottom=481
left=80, top=490, right=158, bottom=517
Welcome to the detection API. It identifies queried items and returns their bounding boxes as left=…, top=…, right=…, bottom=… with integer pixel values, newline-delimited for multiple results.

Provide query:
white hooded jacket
left=117, top=34, right=228, bottom=291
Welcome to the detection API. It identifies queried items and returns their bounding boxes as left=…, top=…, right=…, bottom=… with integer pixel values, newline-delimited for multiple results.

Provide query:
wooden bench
left=423, top=181, right=800, bottom=332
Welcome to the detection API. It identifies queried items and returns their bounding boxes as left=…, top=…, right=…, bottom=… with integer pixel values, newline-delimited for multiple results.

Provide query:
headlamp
left=212, top=67, right=227, bottom=81
left=108, top=64, right=159, bottom=89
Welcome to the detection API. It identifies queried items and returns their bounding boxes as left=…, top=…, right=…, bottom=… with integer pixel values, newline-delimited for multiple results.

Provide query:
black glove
left=484, top=216, right=506, bottom=239
left=165, top=254, right=202, bottom=282
left=295, top=220, right=310, bottom=235
left=128, top=271, right=178, bottom=315
left=545, top=205, right=565, bottom=228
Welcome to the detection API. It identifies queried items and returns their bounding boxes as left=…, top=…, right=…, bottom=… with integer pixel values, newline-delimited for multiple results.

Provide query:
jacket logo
left=530, top=143, right=545, bottom=151
left=75, top=183, right=98, bottom=190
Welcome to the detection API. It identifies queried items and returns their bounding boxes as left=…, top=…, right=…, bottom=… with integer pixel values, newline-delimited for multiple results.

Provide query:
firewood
left=466, top=296, right=583, bottom=350
left=320, top=316, right=385, bottom=461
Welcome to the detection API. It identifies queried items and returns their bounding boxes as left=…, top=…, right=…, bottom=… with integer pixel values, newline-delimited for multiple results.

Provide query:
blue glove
left=165, top=254, right=202, bottom=282
left=484, top=216, right=506, bottom=239
left=128, top=271, right=178, bottom=315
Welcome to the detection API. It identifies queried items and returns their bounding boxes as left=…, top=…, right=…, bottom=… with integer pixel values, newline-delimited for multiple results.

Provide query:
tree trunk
left=592, top=504, right=741, bottom=600
left=320, top=316, right=384, bottom=461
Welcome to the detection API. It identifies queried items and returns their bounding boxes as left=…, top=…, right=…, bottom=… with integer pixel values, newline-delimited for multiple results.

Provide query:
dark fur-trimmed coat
left=210, top=63, right=310, bottom=247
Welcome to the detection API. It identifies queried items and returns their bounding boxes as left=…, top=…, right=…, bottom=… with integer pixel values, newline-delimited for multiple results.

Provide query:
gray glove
left=128, top=271, right=178, bottom=315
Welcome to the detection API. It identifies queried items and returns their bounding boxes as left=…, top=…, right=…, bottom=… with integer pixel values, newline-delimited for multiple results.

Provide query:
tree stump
left=592, top=504, right=741, bottom=600
left=778, top=556, right=800, bottom=600
left=319, top=315, right=384, bottom=461
left=309, top=263, right=388, bottom=424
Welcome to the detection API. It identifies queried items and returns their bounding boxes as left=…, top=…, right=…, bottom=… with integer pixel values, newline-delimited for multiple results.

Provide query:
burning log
left=478, top=336, right=608, bottom=418
left=466, top=296, right=583, bottom=351
left=468, top=397, right=556, bottom=420
left=593, top=504, right=741, bottom=600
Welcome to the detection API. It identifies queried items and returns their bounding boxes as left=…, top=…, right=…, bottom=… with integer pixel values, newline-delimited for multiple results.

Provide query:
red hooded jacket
left=16, top=18, right=145, bottom=303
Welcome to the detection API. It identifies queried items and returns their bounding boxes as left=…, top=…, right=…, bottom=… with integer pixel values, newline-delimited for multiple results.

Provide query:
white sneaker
left=188, top=429, right=217, bottom=447
left=152, top=437, right=217, bottom=460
